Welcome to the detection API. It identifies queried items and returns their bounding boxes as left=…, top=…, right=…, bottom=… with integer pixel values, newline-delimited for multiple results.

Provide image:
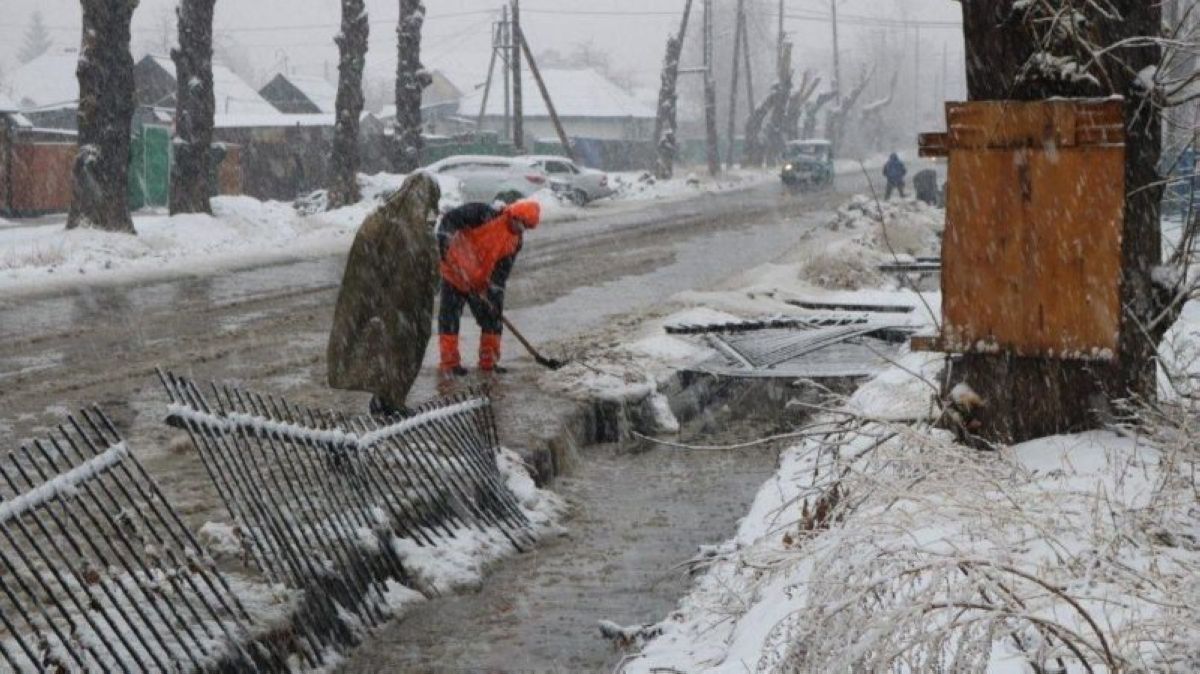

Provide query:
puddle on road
left=339, top=377, right=819, bottom=673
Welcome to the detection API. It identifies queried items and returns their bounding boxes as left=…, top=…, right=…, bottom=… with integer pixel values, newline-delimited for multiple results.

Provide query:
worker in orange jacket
left=437, top=199, right=541, bottom=375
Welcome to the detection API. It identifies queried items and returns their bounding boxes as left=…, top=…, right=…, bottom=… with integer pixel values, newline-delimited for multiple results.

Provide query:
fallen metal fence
left=158, top=370, right=535, bottom=662
left=0, top=408, right=283, bottom=673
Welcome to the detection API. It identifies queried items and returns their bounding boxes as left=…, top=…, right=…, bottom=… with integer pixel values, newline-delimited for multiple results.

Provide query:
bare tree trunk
left=69, top=0, right=137, bottom=233
left=764, top=41, right=792, bottom=166
left=784, top=71, right=821, bottom=141
left=955, top=0, right=1164, bottom=442
left=825, top=68, right=872, bottom=158
left=394, top=0, right=430, bottom=173
left=169, top=0, right=215, bottom=216
left=742, top=93, right=776, bottom=168
left=653, top=0, right=694, bottom=180
left=329, top=0, right=368, bottom=208
left=802, top=90, right=836, bottom=140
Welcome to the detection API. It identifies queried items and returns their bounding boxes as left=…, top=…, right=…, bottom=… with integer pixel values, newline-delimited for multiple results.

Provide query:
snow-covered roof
left=149, top=56, right=277, bottom=116
left=214, top=113, right=335, bottom=129
left=458, top=68, right=655, bottom=120
left=4, top=48, right=81, bottom=110
left=280, top=74, right=338, bottom=113
left=0, top=93, right=18, bottom=112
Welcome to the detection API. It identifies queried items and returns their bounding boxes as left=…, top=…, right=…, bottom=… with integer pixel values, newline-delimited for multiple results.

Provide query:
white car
left=424, top=155, right=550, bottom=203
left=516, top=155, right=614, bottom=205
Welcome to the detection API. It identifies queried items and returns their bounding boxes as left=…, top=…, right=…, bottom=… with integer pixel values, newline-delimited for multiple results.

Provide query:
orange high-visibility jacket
left=440, top=201, right=540, bottom=294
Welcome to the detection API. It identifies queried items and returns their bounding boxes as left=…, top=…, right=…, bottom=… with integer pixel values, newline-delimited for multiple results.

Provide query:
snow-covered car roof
left=787, top=139, right=832, bottom=147
left=425, top=155, right=520, bottom=170
left=515, top=155, right=576, bottom=164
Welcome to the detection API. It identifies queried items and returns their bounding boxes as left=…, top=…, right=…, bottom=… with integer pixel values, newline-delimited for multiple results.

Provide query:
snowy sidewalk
left=0, top=168, right=776, bottom=298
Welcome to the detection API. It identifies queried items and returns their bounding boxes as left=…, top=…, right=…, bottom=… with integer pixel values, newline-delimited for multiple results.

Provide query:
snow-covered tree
left=329, top=0, right=369, bottom=208
left=69, top=0, right=138, bottom=234
left=393, top=0, right=431, bottom=173
left=652, top=0, right=694, bottom=180
left=170, top=0, right=217, bottom=216
left=956, top=0, right=1164, bottom=441
left=18, top=11, right=52, bottom=65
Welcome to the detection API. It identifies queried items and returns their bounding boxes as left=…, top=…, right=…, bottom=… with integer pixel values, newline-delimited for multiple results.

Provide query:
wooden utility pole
left=476, top=14, right=501, bottom=131
left=830, top=0, right=841, bottom=97
left=703, top=0, right=721, bottom=176
left=511, top=0, right=524, bottom=151
left=725, top=0, right=746, bottom=169
left=519, top=32, right=575, bottom=162
left=912, top=24, right=921, bottom=129
left=741, top=16, right=755, bottom=111
left=170, top=0, right=217, bottom=215
left=502, top=4, right=511, bottom=140
left=952, top=0, right=1164, bottom=442
left=777, top=0, right=785, bottom=67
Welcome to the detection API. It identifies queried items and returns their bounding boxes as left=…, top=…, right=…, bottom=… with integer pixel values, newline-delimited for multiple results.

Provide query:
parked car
left=780, top=139, right=834, bottom=192
left=423, top=155, right=549, bottom=204
left=516, top=155, right=614, bottom=205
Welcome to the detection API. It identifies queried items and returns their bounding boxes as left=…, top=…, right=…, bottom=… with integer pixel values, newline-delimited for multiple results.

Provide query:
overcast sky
left=1, top=0, right=964, bottom=95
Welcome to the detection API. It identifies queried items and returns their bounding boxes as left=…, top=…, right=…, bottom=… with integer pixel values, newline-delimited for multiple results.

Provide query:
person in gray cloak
left=327, top=172, right=441, bottom=416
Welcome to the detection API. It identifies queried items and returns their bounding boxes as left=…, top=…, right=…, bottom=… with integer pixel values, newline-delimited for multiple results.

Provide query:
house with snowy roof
left=259, top=73, right=338, bottom=115
left=134, top=55, right=279, bottom=118
left=376, top=70, right=464, bottom=134
left=456, top=67, right=655, bottom=141
left=2, top=48, right=85, bottom=129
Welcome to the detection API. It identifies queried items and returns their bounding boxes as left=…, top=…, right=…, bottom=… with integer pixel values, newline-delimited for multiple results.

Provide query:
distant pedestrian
left=883, top=153, right=907, bottom=200
left=437, top=199, right=541, bottom=377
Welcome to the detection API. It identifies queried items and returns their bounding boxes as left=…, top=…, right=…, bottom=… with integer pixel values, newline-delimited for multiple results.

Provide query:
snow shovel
left=500, top=315, right=567, bottom=370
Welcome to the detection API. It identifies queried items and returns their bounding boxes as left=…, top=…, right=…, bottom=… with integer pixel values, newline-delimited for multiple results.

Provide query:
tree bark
left=956, top=0, right=1163, bottom=443
left=169, top=0, right=215, bottom=215
left=784, top=71, right=820, bottom=141
left=764, top=41, right=792, bottom=167
left=69, top=0, right=138, bottom=233
left=742, top=92, right=777, bottom=168
left=825, top=69, right=872, bottom=158
left=653, top=0, right=694, bottom=180
left=329, top=0, right=368, bottom=208
left=393, top=0, right=430, bottom=173
left=802, top=90, right=835, bottom=141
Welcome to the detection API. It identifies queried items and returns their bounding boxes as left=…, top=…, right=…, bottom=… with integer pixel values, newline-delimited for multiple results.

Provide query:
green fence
left=129, top=124, right=171, bottom=209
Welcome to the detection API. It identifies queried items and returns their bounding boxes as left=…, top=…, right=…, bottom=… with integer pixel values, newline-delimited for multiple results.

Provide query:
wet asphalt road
left=0, top=172, right=871, bottom=673
left=0, top=174, right=868, bottom=440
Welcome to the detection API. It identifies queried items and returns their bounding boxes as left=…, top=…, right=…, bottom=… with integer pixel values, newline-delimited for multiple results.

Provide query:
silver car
left=516, top=155, right=614, bottom=205
left=424, top=155, right=550, bottom=203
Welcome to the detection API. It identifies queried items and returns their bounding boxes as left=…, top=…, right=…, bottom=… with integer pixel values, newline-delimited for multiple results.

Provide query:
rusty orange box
left=918, top=99, right=1125, bottom=361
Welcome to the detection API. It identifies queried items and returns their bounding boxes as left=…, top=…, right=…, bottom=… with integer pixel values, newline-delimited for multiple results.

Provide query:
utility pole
left=741, top=16, right=755, bottom=110
left=477, top=11, right=502, bottom=131
left=511, top=0, right=524, bottom=151
left=502, top=4, right=511, bottom=140
left=519, top=31, right=575, bottom=162
left=726, top=0, right=746, bottom=169
left=913, top=23, right=920, bottom=130
left=830, top=0, right=841, bottom=98
left=703, top=0, right=720, bottom=176
left=777, top=0, right=785, bottom=66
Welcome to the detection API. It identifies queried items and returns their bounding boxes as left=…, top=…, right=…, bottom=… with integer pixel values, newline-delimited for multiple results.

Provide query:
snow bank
left=621, top=355, right=1200, bottom=673
left=0, top=166, right=783, bottom=296
left=391, top=446, right=565, bottom=595
left=797, top=194, right=943, bottom=291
